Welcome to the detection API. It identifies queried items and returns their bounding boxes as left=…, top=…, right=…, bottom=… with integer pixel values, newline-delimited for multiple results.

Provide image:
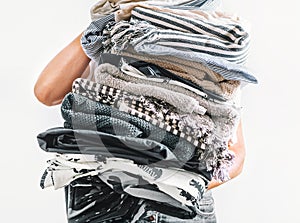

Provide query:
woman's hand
left=207, top=120, right=246, bottom=189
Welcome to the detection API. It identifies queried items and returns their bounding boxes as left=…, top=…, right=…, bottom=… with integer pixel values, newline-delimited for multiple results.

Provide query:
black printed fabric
left=65, top=176, right=198, bottom=223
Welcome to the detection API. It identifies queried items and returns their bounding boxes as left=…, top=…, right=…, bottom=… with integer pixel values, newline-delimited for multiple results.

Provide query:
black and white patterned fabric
left=98, top=11, right=249, bottom=65
left=62, top=92, right=207, bottom=152
left=70, top=80, right=236, bottom=180
left=130, top=7, right=249, bottom=64
left=64, top=175, right=216, bottom=223
left=72, top=79, right=214, bottom=147
left=42, top=155, right=209, bottom=214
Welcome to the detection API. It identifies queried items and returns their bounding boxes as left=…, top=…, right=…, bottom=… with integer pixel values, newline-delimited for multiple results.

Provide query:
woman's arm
left=207, top=120, right=246, bottom=189
left=34, top=33, right=91, bottom=106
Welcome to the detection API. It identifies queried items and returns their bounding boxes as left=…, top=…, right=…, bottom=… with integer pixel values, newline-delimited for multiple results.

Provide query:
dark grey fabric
left=61, top=92, right=198, bottom=158
left=37, top=127, right=211, bottom=179
left=64, top=176, right=198, bottom=223
left=64, top=176, right=141, bottom=223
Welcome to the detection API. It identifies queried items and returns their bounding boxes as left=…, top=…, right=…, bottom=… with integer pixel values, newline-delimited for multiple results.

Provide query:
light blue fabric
left=134, top=43, right=257, bottom=84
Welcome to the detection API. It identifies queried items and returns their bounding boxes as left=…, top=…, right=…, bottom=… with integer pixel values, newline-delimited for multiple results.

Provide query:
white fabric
left=42, top=154, right=208, bottom=211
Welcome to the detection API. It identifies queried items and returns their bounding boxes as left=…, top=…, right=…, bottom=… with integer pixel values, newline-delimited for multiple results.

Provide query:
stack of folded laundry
left=37, top=0, right=257, bottom=222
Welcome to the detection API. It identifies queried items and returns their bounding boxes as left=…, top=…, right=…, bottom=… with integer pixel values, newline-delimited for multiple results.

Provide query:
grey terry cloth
left=119, top=49, right=241, bottom=100
left=94, top=63, right=207, bottom=115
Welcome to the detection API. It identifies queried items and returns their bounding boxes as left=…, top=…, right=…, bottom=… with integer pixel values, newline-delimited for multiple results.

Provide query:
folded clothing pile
left=37, top=0, right=257, bottom=222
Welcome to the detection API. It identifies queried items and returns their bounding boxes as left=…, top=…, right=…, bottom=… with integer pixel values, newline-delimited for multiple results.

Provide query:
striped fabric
left=166, top=0, right=220, bottom=8
left=104, top=19, right=249, bottom=64
left=128, top=7, right=250, bottom=64
left=147, top=0, right=219, bottom=8
left=90, top=0, right=220, bottom=21
left=80, top=13, right=257, bottom=85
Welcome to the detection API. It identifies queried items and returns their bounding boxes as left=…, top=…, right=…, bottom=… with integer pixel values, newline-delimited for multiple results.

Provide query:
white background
left=0, top=0, right=299, bottom=222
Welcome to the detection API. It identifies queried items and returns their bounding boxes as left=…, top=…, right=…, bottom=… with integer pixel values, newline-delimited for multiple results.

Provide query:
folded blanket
left=98, top=53, right=242, bottom=119
left=98, top=53, right=212, bottom=98
left=94, top=63, right=207, bottom=115
left=62, top=92, right=201, bottom=156
left=72, top=79, right=215, bottom=146
left=119, top=49, right=241, bottom=100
